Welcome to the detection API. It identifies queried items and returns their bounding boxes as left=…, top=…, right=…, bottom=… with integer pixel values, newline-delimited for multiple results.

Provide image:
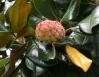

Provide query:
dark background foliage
left=0, top=0, right=99, bottom=77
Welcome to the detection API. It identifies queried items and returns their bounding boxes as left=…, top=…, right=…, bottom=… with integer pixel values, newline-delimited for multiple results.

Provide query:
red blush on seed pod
left=35, top=19, right=65, bottom=43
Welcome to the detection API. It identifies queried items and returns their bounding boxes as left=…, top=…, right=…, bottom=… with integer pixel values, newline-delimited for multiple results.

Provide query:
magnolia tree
left=0, top=0, right=99, bottom=77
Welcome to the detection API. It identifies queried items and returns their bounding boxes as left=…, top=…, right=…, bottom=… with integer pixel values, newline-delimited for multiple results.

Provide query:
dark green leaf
left=26, top=41, right=57, bottom=67
left=25, top=58, right=45, bottom=76
left=0, top=2, right=5, bottom=12
left=73, top=30, right=88, bottom=45
left=25, top=58, right=35, bottom=71
left=61, top=0, right=81, bottom=23
left=56, top=37, right=74, bottom=45
left=79, top=6, right=99, bottom=34
left=9, top=44, right=23, bottom=50
left=28, top=41, right=56, bottom=61
left=37, top=42, right=56, bottom=61
left=73, top=34, right=88, bottom=45
left=9, top=62, right=32, bottom=77
left=31, top=0, right=59, bottom=19
left=53, top=0, right=68, bottom=5
left=28, top=15, right=42, bottom=28
left=26, top=54, right=57, bottom=68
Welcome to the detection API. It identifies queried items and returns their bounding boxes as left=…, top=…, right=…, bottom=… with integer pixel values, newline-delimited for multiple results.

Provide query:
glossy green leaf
left=26, top=41, right=57, bottom=67
left=53, top=0, right=68, bottom=5
left=37, top=42, right=56, bottom=61
left=28, top=15, right=42, bottom=28
left=61, top=0, right=81, bottom=23
left=26, top=54, right=49, bottom=67
left=79, top=6, right=99, bottom=34
left=31, top=0, right=58, bottom=19
left=57, top=37, right=74, bottom=45
left=26, top=54, right=57, bottom=68
left=7, top=0, right=32, bottom=33
left=9, top=44, right=22, bottom=50
left=74, top=33, right=88, bottom=45
left=18, top=69, right=32, bottom=77
left=25, top=58, right=45, bottom=76
left=25, top=58, right=35, bottom=71
left=72, top=30, right=88, bottom=45
left=32, top=42, right=56, bottom=61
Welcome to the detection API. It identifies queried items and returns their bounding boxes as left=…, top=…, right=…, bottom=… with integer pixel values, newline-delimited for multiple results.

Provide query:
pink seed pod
left=35, top=19, right=65, bottom=43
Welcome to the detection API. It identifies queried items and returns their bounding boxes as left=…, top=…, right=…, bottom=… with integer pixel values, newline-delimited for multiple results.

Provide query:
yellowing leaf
left=7, top=0, right=32, bottom=33
left=65, top=45, right=92, bottom=72
left=0, top=58, right=9, bottom=68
